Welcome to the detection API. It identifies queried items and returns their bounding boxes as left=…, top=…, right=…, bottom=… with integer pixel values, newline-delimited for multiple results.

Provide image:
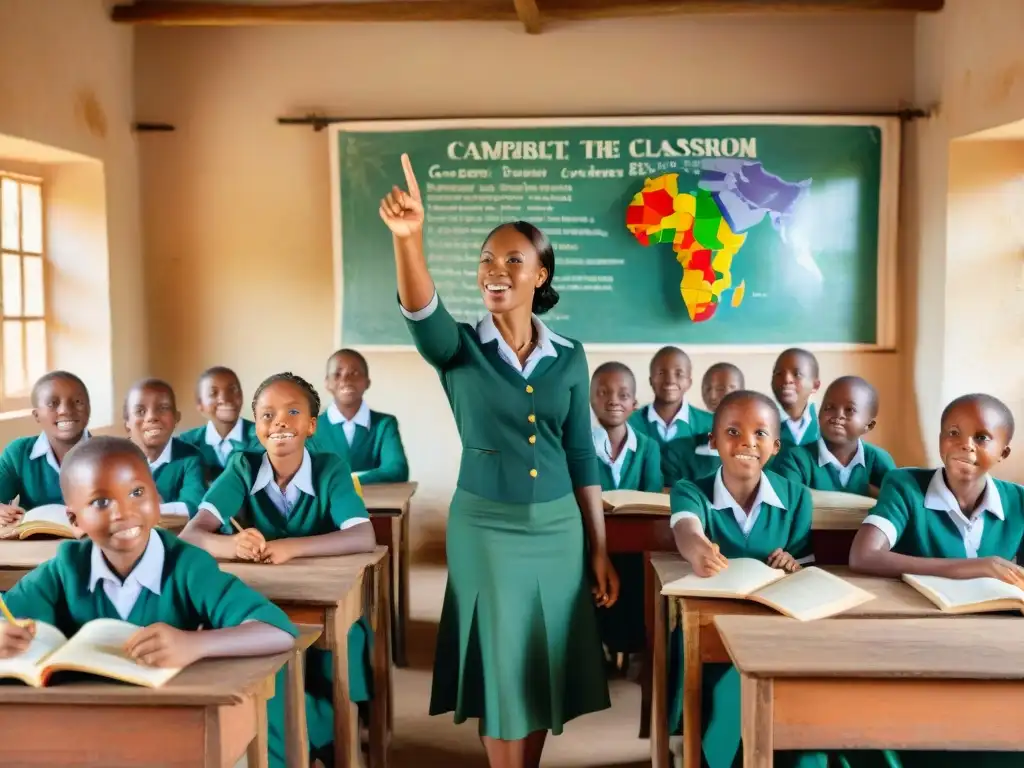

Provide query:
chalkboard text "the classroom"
left=446, top=137, right=758, bottom=162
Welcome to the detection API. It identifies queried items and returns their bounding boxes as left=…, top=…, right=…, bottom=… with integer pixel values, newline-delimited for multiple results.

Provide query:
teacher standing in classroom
left=380, top=154, right=619, bottom=768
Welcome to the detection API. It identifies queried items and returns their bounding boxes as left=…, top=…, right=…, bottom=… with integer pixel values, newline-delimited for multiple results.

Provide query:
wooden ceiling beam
left=512, top=0, right=542, bottom=33
left=110, top=0, right=945, bottom=26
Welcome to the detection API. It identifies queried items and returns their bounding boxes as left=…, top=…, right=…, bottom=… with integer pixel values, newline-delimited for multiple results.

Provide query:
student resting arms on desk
left=774, top=376, right=896, bottom=497
left=849, top=393, right=1024, bottom=768
left=308, top=347, right=409, bottom=484
left=177, top=366, right=261, bottom=482
left=0, top=371, right=91, bottom=528
left=771, top=347, right=821, bottom=449
left=590, top=361, right=662, bottom=673
left=124, top=378, right=206, bottom=518
left=670, top=362, right=746, bottom=484
left=0, top=437, right=296, bottom=704
left=381, top=154, right=617, bottom=768
left=628, top=346, right=714, bottom=486
left=180, top=371, right=376, bottom=768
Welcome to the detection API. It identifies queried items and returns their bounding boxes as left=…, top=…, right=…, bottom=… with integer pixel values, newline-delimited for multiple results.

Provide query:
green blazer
left=308, top=406, right=409, bottom=484
left=773, top=439, right=895, bottom=496
left=151, top=438, right=207, bottom=517
left=177, top=419, right=261, bottom=480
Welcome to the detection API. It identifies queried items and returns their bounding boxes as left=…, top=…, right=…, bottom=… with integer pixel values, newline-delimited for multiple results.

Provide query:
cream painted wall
left=134, top=15, right=917, bottom=540
left=0, top=0, right=146, bottom=437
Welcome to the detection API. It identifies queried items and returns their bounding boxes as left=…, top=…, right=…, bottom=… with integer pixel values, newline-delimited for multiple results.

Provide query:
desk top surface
left=716, top=616, right=1024, bottom=680
left=0, top=625, right=320, bottom=707
left=363, top=482, right=418, bottom=513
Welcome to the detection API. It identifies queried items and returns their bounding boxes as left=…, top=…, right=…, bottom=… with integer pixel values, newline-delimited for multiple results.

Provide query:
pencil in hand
left=229, top=517, right=245, bottom=534
left=0, top=593, right=22, bottom=627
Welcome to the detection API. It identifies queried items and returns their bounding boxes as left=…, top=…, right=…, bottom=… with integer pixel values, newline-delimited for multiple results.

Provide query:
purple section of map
left=697, top=160, right=811, bottom=234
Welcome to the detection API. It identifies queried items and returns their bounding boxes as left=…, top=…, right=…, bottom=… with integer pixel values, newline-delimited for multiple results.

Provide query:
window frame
left=0, top=171, right=49, bottom=413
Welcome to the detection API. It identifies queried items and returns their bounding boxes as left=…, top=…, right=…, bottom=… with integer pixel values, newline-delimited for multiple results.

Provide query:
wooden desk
left=0, top=625, right=319, bottom=767
left=364, top=482, right=416, bottom=668
left=716, top=616, right=1024, bottom=767
left=648, top=553, right=943, bottom=768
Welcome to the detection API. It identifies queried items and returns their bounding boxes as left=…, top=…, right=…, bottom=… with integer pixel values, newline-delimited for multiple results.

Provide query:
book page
left=21, top=505, right=72, bottom=526
left=0, top=620, right=67, bottom=687
left=661, top=558, right=785, bottom=598
left=41, top=618, right=182, bottom=688
left=903, top=574, right=1024, bottom=613
left=602, top=490, right=670, bottom=514
left=752, top=567, right=875, bottom=621
left=159, top=502, right=190, bottom=517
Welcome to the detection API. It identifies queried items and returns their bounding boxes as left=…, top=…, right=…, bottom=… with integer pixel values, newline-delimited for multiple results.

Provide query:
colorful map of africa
left=625, top=160, right=811, bottom=323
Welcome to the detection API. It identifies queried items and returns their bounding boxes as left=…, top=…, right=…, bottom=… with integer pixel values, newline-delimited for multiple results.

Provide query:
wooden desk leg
left=741, top=674, right=773, bottom=768
left=638, top=550, right=653, bottom=739
left=369, top=554, right=392, bottom=768
left=398, top=506, right=410, bottom=670
left=650, top=559, right=670, bottom=768
left=285, top=642, right=311, bottom=768
left=246, top=679, right=273, bottom=768
left=682, top=601, right=702, bottom=768
left=330, top=594, right=362, bottom=768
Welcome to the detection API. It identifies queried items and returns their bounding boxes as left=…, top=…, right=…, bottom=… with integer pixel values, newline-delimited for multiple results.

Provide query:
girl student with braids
left=180, top=371, right=376, bottom=768
left=381, top=155, right=618, bottom=768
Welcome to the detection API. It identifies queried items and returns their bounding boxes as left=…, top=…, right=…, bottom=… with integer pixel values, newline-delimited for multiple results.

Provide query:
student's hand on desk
left=260, top=538, right=300, bottom=565
left=233, top=529, right=266, bottom=561
left=379, top=154, right=424, bottom=238
left=0, top=619, right=35, bottom=657
left=692, top=539, right=729, bottom=578
left=590, top=551, right=620, bottom=608
left=945, top=557, right=1024, bottom=587
left=0, top=504, right=24, bottom=526
left=767, top=549, right=802, bottom=573
left=125, top=623, right=202, bottom=668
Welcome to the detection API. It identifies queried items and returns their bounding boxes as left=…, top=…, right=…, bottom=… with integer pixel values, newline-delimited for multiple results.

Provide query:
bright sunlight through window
left=0, top=173, right=47, bottom=411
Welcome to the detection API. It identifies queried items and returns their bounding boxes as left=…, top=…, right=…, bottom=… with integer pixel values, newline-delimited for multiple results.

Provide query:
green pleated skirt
left=430, top=488, right=611, bottom=739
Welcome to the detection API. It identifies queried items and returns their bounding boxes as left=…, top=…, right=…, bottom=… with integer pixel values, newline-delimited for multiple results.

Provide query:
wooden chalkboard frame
left=328, top=114, right=899, bottom=352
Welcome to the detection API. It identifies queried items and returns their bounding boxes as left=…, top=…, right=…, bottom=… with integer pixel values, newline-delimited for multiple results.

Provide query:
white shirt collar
left=148, top=439, right=175, bottom=472
left=327, top=399, right=371, bottom=428
left=712, top=467, right=786, bottom=536
left=782, top=402, right=816, bottom=443
left=204, top=418, right=244, bottom=448
left=694, top=440, right=719, bottom=457
left=647, top=401, right=691, bottom=427
left=476, top=313, right=573, bottom=379
left=250, top=448, right=317, bottom=498
left=592, top=424, right=638, bottom=488
left=30, top=430, right=91, bottom=473
left=817, top=438, right=865, bottom=488
left=88, top=528, right=164, bottom=619
left=925, top=469, right=1004, bottom=522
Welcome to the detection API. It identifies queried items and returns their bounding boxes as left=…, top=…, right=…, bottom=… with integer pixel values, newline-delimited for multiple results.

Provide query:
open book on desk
left=903, top=573, right=1024, bottom=615
left=0, top=618, right=183, bottom=688
left=661, top=558, right=874, bottom=621
left=601, top=490, right=670, bottom=515
left=1, top=505, right=77, bottom=540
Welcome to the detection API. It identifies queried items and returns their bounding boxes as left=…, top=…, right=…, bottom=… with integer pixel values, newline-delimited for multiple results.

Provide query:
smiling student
left=308, top=348, right=409, bottom=484
left=0, top=371, right=91, bottom=526
left=177, top=366, right=261, bottom=480
left=771, top=347, right=821, bottom=448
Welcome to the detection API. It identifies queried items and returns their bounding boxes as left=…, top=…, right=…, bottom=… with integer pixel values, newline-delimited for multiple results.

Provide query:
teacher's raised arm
left=379, top=153, right=433, bottom=314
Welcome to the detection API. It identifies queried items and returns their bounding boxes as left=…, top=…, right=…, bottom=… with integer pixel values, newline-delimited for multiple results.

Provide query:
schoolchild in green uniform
left=774, top=376, right=896, bottom=497
left=591, top=361, right=663, bottom=670
left=850, top=393, right=1024, bottom=768
left=628, top=346, right=714, bottom=486
left=381, top=154, right=618, bottom=768
left=771, top=348, right=821, bottom=449
left=670, top=363, right=746, bottom=484
left=0, top=438, right=297, bottom=750
left=0, top=371, right=91, bottom=527
left=177, top=366, right=260, bottom=482
left=124, top=378, right=206, bottom=518
left=309, top=348, right=409, bottom=484
left=181, top=372, right=377, bottom=768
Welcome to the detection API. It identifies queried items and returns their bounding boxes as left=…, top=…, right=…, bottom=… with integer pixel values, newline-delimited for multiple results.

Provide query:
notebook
left=0, top=618, right=183, bottom=688
left=601, top=490, right=670, bottom=515
left=661, top=558, right=875, bottom=621
left=903, top=573, right=1024, bottom=615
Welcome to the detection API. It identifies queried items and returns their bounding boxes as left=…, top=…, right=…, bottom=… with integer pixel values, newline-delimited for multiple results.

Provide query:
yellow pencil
left=0, top=593, right=20, bottom=627
left=229, top=517, right=245, bottom=534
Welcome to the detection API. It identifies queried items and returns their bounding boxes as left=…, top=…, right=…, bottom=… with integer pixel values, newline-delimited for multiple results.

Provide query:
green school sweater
left=669, top=469, right=813, bottom=562
left=628, top=403, right=714, bottom=486
left=404, top=295, right=599, bottom=503
left=664, top=433, right=722, bottom=484
left=595, top=428, right=663, bottom=492
left=778, top=402, right=819, bottom=447
left=178, top=419, right=261, bottom=480
left=774, top=439, right=895, bottom=495
left=309, top=407, right=409, bottom=484
left=0, top=434, right=76, bottom=509
left=864, top=468, right=1024, bottom=560
left=152, top=438, right=207, bottom=517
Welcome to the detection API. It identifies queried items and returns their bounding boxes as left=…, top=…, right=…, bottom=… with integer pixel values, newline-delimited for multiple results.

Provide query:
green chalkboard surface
left=329, top=116, right=898, bottom=349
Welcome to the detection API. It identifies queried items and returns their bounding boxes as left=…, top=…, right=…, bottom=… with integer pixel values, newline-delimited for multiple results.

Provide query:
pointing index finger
left=401, top=153, right=421, bottom=201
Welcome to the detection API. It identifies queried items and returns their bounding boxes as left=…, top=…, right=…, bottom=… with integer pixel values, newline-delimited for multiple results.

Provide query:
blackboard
left=329, top=116, right=898, bottom=350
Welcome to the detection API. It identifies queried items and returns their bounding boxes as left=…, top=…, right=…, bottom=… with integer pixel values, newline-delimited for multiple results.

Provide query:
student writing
left=774, top=375, right=896, bottom=497
left=180, top=372, right=376, bottom=768
left=0, top=371, right=91, bottom=526
left=124, top=378, right=206, bottom=517
left=308, top=348, right=409, bottom=484
left=771, top=347, right=821, bottom=448
left=177, top=366, right=261, bottom=481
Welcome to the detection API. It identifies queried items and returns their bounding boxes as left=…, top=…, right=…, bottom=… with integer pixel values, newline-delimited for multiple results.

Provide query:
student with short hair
left=177, top=366, right=261, bottom=480
left=771, top=347, right=821, bottom=447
